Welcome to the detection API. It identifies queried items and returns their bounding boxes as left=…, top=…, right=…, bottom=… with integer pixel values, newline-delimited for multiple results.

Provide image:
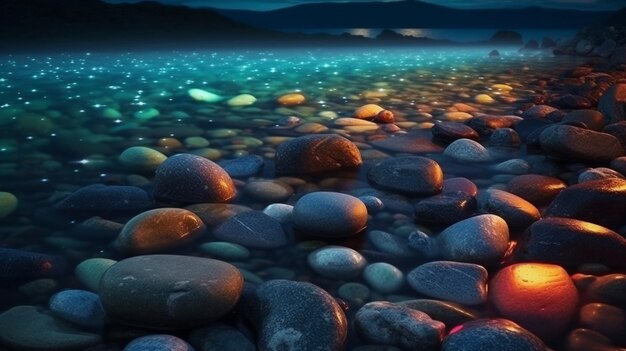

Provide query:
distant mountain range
left=217, top=0, right=611, bottom=29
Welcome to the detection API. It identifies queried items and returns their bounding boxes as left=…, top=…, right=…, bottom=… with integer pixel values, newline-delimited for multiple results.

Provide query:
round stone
left=407, top=261, right=488, bottom=305
left=99, top=255, right=243, bottom=329
left=363, top=262, right=404, bottom=294
left=307, top=246, right=366, bottom=279
left=244, top=180, right=293, bottom=202
left=262, top=203, right=293, bottom=223
left=338, top=282, right=371, bottom=305
left=293, top=192, right=367, bottom=237
left=124, top=334, right=195, bottom=351
left=0, top=192, right=18, bottom=219
left=490, top=263, right=579, bottom=339
left=119, top=146, right=167, bottom=172
left=354, top=104, right=384, bottom=119
left=75, top=258, right=117, bottom=292
left=114, top=208, right=206, bottom=254
left=444, top=138, right=492, bottom=162
left=367, top=156, right=444, bottom=196
left=227, top=94, right=256, bottom=107
left=579, top=303, right=626, bottom=344
left=277, top=93, right=306, bottom=106
left=49, top=289, right=105, bottom=329
left=154, top=154, right=236, bottom=203
left=414, top=191, right=477, bottom=226
left=478, top=189, right=540, bottom=229
left=274, top=134, right=362, bottom=174
left=443, top=319, right=546, bottom=351
left=184, top=136, right=210, bottom=149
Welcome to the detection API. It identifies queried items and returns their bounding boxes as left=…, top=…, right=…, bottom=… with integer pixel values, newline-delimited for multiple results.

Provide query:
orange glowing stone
left=277, top=93, right=306, bottom=106
left=490, top=263, right=579, bottom=340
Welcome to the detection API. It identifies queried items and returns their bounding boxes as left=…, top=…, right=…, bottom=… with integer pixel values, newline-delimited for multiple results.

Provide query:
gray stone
left=363, top=262, right=404, bottom=294
left=49, top=289, right=105, bottom=329
left=275, top=134, right=362, bottom=174
left=407, top=261, right=488, bottom=305
left=214, top=211, right=287, bottom=249
left=478, top=189, right=540, bottom=229
left=367, top=156, right=443, bottom=196
left=99, top=255, right=243, bottom=329
left=489, top=128, right=521, bottom=148
left=308, top=246, right=366, bottom=279
left=354, top=301, right=445, bottom=351
left=293, top=192, right=367, bottom=238
left=124, top=335, right=195, bottom=351
left=189, top=324, right=255, bottom=351
left=219, top=155, right=264, bottom=178
left=442, top=319, right=546, bottom=351
left=414, top=191, right=477, bottom=225
left=399, top=299, right=479, bottom=328
left=185, top=203, right=252, bottom=226
left=539, top=125, right=623, bottom=163
left=443, top=139, right=491, bottom=162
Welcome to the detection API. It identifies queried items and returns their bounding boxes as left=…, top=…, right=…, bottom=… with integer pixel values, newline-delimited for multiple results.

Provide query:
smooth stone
left=554, top=94, right=592, bottom=109
left=442, top=319, right=546, bottom=351
left=436, top=214, right=509, bottom=264
left=566, top=328, right=622, bottom=351
left=185, top=136, right=210, bottom=149
left=337, top=282, right=371, bottom=305
left=188, top=324, right=255, bottom=351
left=368, top=230, right=417, bottom=258
left=478, top=189, right=540, bottom=229
left=0, top=306, right=102, bottom=350
left=154, top=154, right=236, bottom=203
left=101, top=107, right=122, bottom=119
left=119, top=146, right=167, bottom=172
left=114, top=208, right=206, bottom=254
left=522, top=105, right=558, bottom=119
left=49, top=289, right=105, bottom=329
left=134, top=107, right=160, bottom=120
left=308, top=246, right=366, bottom=279
left=124, top=335, right=195, bottom=351
left=293, top=192, right=367, bottom=238
left=227, top=94, right=256, bottom=107
left=611, top=156, right=626, bottom=175
left=493, top=159, right=530, bottom=174
left=218, top=155, right=264, bottom=178
left=54, top=184, right=152, bottom=212
left=505, top=174, right=566, bottom=206
left=539, top=125, right=623, bottom=163
left=598, top=83, right=626, bottom=124
left=352, top=347, right=402, bottom=351
left=354, top=301, right=445, bottom=351
left=75, top=258, right=117, bottom=292
left=99, top=255, right=243, bottom=329
left=275, top=134, right=362, bottom=174
left=363, top=262, right=404, bottom=294
left=354, top=104, right=384, bottom=119
left=358, top=195, right=385, bottom=213
left=72, top=216, right=123, bottom=240
left=277, top=93, right=306, bottom=106
left=0, top=191, right=18, bottom=218
left=490, top=263, right=578, bottom=339
left=586, top=274, right=626, bottom=309
left=200, top=242, right=250, bottom=261
left=262, top=203, right=293, bottom=223
left=399, top=299, right=479, bottom=329
left=246, top=279, right=347, bottom=351
left=444, top=138, right=492, bottom=162
left=185, top=203, right=252, bottom=226
left=443, top=111, right=473, bottom=121
left=579, top=167, right=625, bottom=183
left=545, top=178, right=626, bottom=230
left=244, top=180, right=293, bottom=202
left=431, top=122, right=480, bottom=143
left=18, top=279, right=59, bottom=297
left=515, top=217, right=626, bottom=268
left=580, top=303, right=626, bottom=344
left=443, top=177, right=478, bottom=196
left=188, top=88, right=222, bottom=103
left=214, top=211, right=287, bottom=249
left=474, top=94, right=495, bottom=104
left=295, top=122, right=329, bottom=133
left=334, top=117, right=378, bottom=126
left=563, top=110, right=606, bottom=131
left=407, top=261, right=488, bottom=305
left=489, top=128, right=521, bottom=148
left=0, top=248, right=68, bottom=279
left=367, top=156, right=443, bottom=196
left=414, top=191, right=477, bottom=225
left=370, top=134, right=444, bottom=154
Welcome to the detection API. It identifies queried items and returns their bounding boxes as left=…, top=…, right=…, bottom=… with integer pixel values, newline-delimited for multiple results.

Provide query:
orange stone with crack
left=490, top=263, right=579, bottom=340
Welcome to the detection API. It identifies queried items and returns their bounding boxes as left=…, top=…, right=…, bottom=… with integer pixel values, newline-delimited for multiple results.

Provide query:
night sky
left=104, top=0, right=626, bottom=11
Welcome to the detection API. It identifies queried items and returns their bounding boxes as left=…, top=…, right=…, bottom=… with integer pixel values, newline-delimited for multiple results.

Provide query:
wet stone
left=444, top=138, right=492, bottom=162
left=124, top=335, right=195, bottom=351
left=72, top=216, right=123, bottom=241
left=363, top=262, right=404, bottom=294
left=585, top=274, right=626, bottom=309
left=185, top=203, right=252, bottom=227
left=244, top=180, right=294, bottom=202
left=579, top=167, right=625, bottom=183
left=0, top=248, right=68, bottom=279
left=75, top=258, right=117, bottom=292
left=442, top=319, right=547, bottom=351
left=262, top=203, right=293, bottom=223
left=218, top=155, right=264, bottom=178
left=414, top=191, right=477, bottom=226
left=307, top=246, right=367, bottom=279
left=188, top=323, right=255, bottom=351
left=431, top=122, right=480, bottom=143
left=398, top=299, right=479, bottom=329
left=478, top=189, right=541, bottom=229
left=489, top=128, right=521, bottom=148
left=99, top=255, right=243, bottom=329
left=539, top=125, right=624, bottom=163
left=274, top=134, right=362, bottom=174
left=49, top=289, right=106, bottom=329
left=580, top=303, right=626, bottom=345
left=407, top=261, right=488, bottom=306
left=505, top=174, right=567, bottom=206
left=293, top=192, right=367, bottom=238
left=119, top=146, right=168, bottom=172
left=443, top=177, right=478, bottom=196
left=54, top=184, right=152, bottom=213
left=367, top=156, right=444, bottom=196
left=563, top=110, right=607, bottom=131
left=214, top=211, right=287, bottom=249
left=354, top=301, right=445, bottom=351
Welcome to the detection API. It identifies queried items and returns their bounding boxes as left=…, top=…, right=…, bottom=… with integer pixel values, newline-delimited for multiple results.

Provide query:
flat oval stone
left=566, top=328, right=620, bottom=351
left=308, top=246, right=366, bottom=279
left=99, top=255, right=243, bottom=329
left=244, top=180, right=293, bottom=202
left=367, top=156, right=443, bottom=196
left=585, top=274, right=626, bottom=309
left=580, top=303, right=626, bottom=344
left=54, top=184, right=152, bottom=213
left=0, top=248, right=68, bottom=279
left=247, top=279, right=347, bottom=351
left=444, top=138, right=492, bottom=162
left=489, top=128, right=521, bottom=148
left=414, top=191, right=477, bottom=225
left=407, top=261, right=488, bottom=305
left=218, top=155, right=264, bottom=178
left=563, top=110, right=606, bottom=131
left=442, top=319, right=546, bottom=351
left=431, top=122, right=480, bottom=143
left=0, top=305, right=102, bottom=351
left=119, top=146, right=168, bottom=172
left=399, top=299, right=479, bottom=329
left=49, top=289, right=106, bottom=329
left=275, top=134, right=362, bottom=174
left=545, top=178, right=626, bottom=231
left=277, top=93, right=306, bottom=106
left=154, top=154, right=236, bottom=203
left=490, top=263, right=579, bottom=339
left=539, top=125, right=623, bottom=163
left=124, top=334, right=195, bottom=351
left=293, top=192, right=367, bottom=238
left=114, top=208, right=206, bottom=254
left=478, top=189, right=540, bottom=229
left=515, top=217, right=626, bottom=268
left=506, top=174, right=567, bottom=206
left=214, top=211, right=287, bottom=249
left=437, top=214, right=509, bottom=265
left=363, top=262, right=404, bottom=294
left=354, top=104, right=384, bottom=119
left=354, top=301, right=445, bottom=350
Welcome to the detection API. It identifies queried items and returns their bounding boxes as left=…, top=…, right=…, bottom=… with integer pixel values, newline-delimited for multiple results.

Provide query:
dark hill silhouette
left=217, top=0, right=611, bottom=29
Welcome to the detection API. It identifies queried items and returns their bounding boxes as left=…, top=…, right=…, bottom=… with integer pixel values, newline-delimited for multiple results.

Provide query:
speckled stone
left=478, top=189, right=540, bottom=229
left=75, top=258, right=117, bottom=292
left=124, top=335, right=195, bottom=351
left=444, top=138, right=492, bottom=162
left=367, top=156, right=443, bottom=196
left=0, top=248, right=68, bottom=279
left=307, top=246, right=366, bottom=279
left=363, top=262, right=404, bottom=294
left=414, top=191, right=477, bottom=225
left=219, top=155, right=264, bottom=178
left=49, top=289, right=105, bottom=329
left=442, top=319, right=546, bottom=351
left=407, top=261, right=488, bottom=305
left=188, top=324, right=255, bottom=351
left=214, top=211, right=287, bottom=249
left=274, top=134, right=362, bottom=174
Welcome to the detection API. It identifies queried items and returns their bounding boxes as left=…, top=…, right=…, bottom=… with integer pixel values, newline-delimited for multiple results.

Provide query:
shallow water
left=0, top=48, right=603, bottom=349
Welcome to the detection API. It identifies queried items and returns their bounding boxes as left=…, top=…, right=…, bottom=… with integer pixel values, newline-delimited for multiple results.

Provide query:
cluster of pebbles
left=0, top=49, right=626, bottom=351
